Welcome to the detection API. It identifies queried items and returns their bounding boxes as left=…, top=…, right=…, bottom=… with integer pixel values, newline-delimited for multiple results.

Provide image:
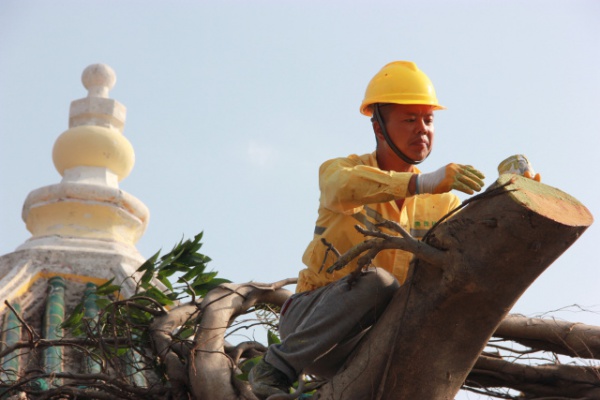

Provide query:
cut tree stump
left=315, top=175, right=593, bottom=400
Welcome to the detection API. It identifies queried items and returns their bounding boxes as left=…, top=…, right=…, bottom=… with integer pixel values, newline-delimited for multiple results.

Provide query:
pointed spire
left=20, top=63, right=148, bottom=248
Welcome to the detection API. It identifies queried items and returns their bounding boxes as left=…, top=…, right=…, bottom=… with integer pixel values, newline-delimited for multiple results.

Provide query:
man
left=249, top=61, right=486, bottom=398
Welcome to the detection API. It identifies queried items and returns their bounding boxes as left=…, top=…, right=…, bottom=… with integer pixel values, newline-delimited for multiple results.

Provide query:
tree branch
left=149, top=303, right=198, bottom=396
left=326, top=228, right=445, bottom=275
left=0, top=337, right=137, bottom=360
left=225, top=341, right=268, bottom=364
left=466, top=355, right=600, bottom=398
left=190, top=279, right=295, bottom=400
left=4, top=300, right=37, bottom=342
left=495, top=315, right=600, bottom=360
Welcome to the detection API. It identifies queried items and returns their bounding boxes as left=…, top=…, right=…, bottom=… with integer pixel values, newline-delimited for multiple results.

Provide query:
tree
left=0, top=175, right=595, bottom=400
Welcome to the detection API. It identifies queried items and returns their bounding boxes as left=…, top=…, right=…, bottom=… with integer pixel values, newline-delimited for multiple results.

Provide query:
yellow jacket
left=297, top=152, right=460, bottom=293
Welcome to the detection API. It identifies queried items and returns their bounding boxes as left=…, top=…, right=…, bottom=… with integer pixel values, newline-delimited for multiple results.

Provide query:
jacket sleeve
left=319, top=155, right=414, bottom=215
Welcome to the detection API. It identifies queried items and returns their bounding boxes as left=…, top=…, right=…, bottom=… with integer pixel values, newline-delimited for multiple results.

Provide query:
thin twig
left=113, top=297, right=168, bottom=316
left=178, top=276, right=196, bottom=304
left=4, top=300, right=37, bottom=342
left=319, top=238, right=341, bottom=273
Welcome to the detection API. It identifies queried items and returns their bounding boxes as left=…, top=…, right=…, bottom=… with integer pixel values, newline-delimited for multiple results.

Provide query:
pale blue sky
left=1, top=2, right=599, bottom=397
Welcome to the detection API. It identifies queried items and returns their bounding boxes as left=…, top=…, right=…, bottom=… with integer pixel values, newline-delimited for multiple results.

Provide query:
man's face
left=376, top=104, right=435, bottom=164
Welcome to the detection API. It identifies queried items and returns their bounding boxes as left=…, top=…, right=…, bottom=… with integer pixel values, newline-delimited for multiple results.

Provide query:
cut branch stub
left=316, top=175, right=593, bottom=400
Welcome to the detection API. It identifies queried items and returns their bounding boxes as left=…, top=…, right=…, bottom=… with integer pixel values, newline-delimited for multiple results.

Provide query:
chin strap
left=373, top=103, right=429, bottom=165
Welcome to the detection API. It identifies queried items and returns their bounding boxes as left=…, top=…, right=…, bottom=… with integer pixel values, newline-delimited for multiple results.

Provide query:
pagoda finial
left=82, top=64, right=116, bottom=98
left=53, top=63, right=134, bottom=184
left=68, top=63, right=126, bottom=132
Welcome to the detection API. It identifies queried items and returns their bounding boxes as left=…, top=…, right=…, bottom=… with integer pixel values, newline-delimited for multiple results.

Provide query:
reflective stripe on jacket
left=297, top=152, right=460, bottom=293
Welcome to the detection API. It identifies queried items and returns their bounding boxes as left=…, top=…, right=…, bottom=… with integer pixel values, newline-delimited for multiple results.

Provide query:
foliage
left=0, top=232, right=233, bottom=399
left=65, top=232, right=228, bottom=327
left=136, top=232, right=230, bottom=299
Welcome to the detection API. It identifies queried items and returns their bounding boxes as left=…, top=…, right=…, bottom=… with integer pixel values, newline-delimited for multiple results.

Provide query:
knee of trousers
left=353, top=268, right=399, bottom=300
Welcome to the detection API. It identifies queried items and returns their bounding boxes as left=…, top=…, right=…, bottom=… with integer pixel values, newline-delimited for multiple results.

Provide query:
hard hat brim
left=360, top=101, right=446, bottom=117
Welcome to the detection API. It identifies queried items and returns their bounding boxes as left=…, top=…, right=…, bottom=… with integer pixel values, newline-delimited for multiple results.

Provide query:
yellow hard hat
left=360, top=61, right=446, bottom=116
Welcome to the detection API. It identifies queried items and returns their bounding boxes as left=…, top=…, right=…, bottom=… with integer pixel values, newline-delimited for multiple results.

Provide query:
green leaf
left=115, top=347, right=129, bottom=357
left=95, top=284, right=121, bottom=296
left=192, top=278, right=231, bottom=297
left=176, top=326, right=195, bottom=339
left=61, top=303, right=84, bottom=329
left=95, top=298, right=112, bottom=310
left=126, top=306, right=153, bottom=325
left=135, top=287, right=174, bottom=306
left=180, top=266, right=210, bottom=282
left=140, top=267, right=155, bottom=286
left=192, top=271, right=218, bottom=285
left=156, top=264, right=179, bottom=279
left=236, top=372, right=249, bottom=381
left=239, top=355, right=263, bottom=377
left=166, top=292, right=179, bottom=301
left=95, top=278, right=115, bottom=292
left=158, top=275, right=174, bottom=292
left=137, top=251, right=160, bottom=272
left=267, top=330, right=281, bottom=346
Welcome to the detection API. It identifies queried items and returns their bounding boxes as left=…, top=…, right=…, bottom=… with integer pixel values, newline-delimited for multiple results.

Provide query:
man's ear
left=372, top=120, right=384, bottom=143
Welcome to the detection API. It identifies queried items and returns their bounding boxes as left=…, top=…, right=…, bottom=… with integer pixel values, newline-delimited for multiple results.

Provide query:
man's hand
left=417, top=164, right=485, bottom=195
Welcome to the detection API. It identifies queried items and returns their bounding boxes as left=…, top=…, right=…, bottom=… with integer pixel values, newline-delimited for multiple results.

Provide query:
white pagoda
left=0, top=64, right=151, bottom=391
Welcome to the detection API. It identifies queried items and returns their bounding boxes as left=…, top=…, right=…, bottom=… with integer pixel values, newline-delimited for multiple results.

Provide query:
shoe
left=249, top=359, right=292, bottom=399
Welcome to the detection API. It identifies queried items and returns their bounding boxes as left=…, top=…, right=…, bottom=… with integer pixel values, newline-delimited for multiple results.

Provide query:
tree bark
left=189, top=280, right=294, bottom=400
left=468, top=355, right=600, bottom=398
left=494, top=314, right=600, bottom=360
left=150, top=303, right=198, bottom=398
left=315, top=175, right=593, bottom=400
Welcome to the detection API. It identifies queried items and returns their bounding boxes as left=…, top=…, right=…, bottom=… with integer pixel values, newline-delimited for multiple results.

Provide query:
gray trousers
left=265, top=268, right=399, bottom=381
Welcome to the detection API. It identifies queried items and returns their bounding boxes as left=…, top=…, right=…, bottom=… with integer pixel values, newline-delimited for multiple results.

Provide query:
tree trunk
left=315, top=175, right=593, bottom=400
